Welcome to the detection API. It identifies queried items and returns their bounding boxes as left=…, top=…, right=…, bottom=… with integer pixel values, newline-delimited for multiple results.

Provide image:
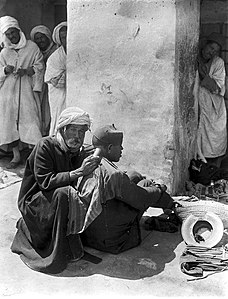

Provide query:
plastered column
left=67, top=0, right=200, bottom=193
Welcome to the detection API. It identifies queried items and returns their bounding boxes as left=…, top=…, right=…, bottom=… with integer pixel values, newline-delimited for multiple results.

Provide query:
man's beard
left=65, top=138, right=81, bottom=150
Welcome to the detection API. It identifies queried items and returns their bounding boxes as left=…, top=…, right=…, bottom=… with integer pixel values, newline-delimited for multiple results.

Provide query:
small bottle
left=210, top=180, right=219, bottom=201
left=208, top=180, right=215, bottom=198
left=210, top=180, right=214, bottom=189
left=93, top=147, right=102, bottom=158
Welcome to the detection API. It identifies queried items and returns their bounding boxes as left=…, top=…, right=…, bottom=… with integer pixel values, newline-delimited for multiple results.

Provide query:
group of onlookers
left=0, top=16, right=67, bottom=168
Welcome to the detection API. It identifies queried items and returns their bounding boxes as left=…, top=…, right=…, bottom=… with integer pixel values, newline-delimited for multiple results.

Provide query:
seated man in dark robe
left=11, top=107, right=101, bottom=273
left=80, top=124, right=174, bottom=254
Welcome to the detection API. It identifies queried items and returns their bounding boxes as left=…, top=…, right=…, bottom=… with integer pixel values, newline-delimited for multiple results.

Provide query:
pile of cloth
left=186, top=159, right=228, bottom=200
left=185, top=159, right=228, bottom=201
left=180, top=244, right=228, bottom=280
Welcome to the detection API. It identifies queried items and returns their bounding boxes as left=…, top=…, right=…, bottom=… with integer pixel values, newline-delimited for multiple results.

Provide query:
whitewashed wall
left=67, top=0, right=200, bottom=193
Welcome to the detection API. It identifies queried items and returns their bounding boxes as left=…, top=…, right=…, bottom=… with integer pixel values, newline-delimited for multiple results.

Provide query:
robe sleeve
left=0, top=50, right=7, bottom=88
left=31, top=44, right=45, bottom=92
left=209, top=57, right=226, bottom=96
left=45, top=46, right=66, bottom=88
left=103, top=168, right=173, bottom=211
left=47, top=71, right=66, bottom=88
left=120, top=173, right=173, bottom=210
left=33, top=140, right=71, bottom=191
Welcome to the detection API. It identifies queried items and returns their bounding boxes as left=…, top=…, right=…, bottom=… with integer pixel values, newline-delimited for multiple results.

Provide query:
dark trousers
left=81, top=199, right=141, bottom=254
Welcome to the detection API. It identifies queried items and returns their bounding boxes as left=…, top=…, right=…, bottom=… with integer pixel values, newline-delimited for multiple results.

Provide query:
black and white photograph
left=0, top=0, right=228, bottom=298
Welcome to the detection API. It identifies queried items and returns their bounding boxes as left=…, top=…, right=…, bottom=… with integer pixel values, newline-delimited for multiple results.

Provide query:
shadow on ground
left=0, top=154, right=183, bottom=281
left=0, top=148, right=31, bottom=177
left=51, top=222, right=183, bottom=280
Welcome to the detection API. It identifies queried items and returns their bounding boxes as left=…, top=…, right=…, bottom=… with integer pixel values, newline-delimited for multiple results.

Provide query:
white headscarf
left=56, top=107, right=91, bottom=131
left=0, top=16, right=26, bottom=49
left=30, top=25, right=55, bottom=57
left=30, top=25, right=52, bottom=43
left=0, top=16, right=20, bottom=33
left=52, top=21, right=67, bottom=46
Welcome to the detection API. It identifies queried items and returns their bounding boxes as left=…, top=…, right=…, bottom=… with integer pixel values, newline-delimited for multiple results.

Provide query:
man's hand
left=156, top=183, right=167, bottom=193
left=201, top=75, right=219, bottom=93
left=4, top=65, right=14, bottom=75
left=16, top=68, right=27, bottom=77
left=26, top=66, right=35, bottom=76
left=70, top=155, right=101, bottom=181
left=79, top=155, right=101, bottom=176
left=127, top=170, right=145, bottom=184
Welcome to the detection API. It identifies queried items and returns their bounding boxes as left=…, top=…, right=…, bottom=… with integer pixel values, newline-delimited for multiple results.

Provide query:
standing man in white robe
left=0, top=16, right=44, bottom=168
left=45, top=21, right=67, bottom=136
left=195, top=32, right=227, bottom=167
left=30, top=25, right=58, bottom=136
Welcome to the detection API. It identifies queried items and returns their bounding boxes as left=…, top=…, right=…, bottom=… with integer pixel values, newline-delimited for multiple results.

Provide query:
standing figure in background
left=0, top=16, right=44, bottom=169
left=30, top=25, right=57, bottom=136
left=45, top=21, right=67, bottom=136
left=195, top=32, right=227, bottom=167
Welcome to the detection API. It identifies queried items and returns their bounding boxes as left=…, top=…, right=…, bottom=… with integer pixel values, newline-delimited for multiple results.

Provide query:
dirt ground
left=0, top=157, right=228, bottom=299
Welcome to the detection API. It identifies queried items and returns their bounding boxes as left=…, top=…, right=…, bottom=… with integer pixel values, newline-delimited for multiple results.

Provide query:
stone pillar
left=67, top=0, right=200, bottom=194
left=173, top=0, right=200, bottom=193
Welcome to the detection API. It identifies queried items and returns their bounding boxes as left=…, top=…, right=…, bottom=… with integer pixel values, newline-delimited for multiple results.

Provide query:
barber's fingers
left=84, top=160, right=100, bottom=169
left=82, top=161, right=100, bottom=176
left=82, top=156, right=100, bottom=169
left=83, top=155, right=100, bottom=163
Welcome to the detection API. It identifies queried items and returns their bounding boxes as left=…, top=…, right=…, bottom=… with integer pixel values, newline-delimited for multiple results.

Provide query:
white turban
left=30, top=25, right=52, bottom=42
left=52, top=21, right=67, bottom=46
left=56, top=107, right=91, bottom=131
left=0, top=16, right=26, bottom=49
left=0, top=16, right=20, bottom=34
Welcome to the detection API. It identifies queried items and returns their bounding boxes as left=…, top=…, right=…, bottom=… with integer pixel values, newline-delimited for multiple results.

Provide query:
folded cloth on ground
left=180, top=245, right=228, bottom=280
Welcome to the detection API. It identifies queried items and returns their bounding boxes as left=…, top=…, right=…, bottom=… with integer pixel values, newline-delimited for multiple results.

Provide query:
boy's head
left=92, top=124, right=123, bottom=162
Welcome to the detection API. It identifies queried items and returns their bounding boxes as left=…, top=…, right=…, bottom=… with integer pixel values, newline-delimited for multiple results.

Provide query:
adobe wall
left=67, top=0, right=200, bottom=194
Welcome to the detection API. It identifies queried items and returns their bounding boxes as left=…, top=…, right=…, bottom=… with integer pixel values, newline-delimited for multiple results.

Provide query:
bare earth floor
left=0, top=158, right=228, bottom=299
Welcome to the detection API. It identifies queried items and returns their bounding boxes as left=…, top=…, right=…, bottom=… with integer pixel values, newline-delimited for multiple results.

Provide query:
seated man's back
left=81, top=125, right=174, bottom=254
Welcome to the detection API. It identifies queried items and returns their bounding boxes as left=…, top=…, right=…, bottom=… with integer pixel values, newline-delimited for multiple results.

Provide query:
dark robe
left=11, top=136, right=88, bottom=273
left=81, top=158, right=174, bottom=254
left=11, top=137, right=174, bottom=273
